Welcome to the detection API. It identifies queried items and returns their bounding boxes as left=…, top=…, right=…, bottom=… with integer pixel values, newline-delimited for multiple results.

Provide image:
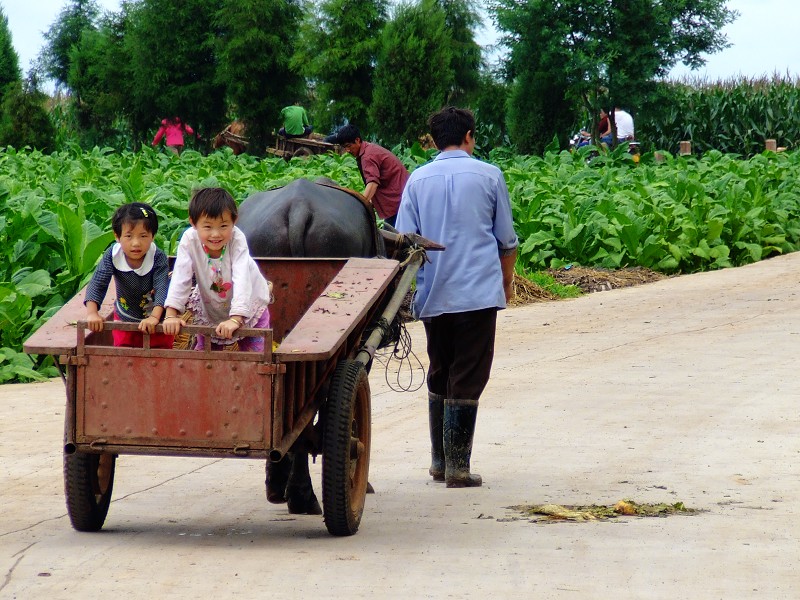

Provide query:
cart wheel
left=64, top=452, right=116, bottom=532
left=292, top=147, right=314, bottom=159
left=322, top=359, right=371, bottom=536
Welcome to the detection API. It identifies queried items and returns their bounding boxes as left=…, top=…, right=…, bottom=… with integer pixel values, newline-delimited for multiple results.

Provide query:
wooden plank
left=24, top=282, right=116, bottom=355
left=274, top=258, right=399, bottom=362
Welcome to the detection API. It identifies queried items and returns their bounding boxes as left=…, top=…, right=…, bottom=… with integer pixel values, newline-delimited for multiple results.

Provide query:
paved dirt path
left=2, top=253, right=799, bottom=599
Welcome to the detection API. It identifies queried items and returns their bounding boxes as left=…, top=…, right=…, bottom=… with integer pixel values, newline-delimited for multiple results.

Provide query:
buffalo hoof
left=287, top=488, right=322, bottom=515
left=265, top=460, right=290, bottom=504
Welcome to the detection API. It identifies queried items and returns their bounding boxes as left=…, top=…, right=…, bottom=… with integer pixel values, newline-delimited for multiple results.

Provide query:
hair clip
left=141, top=208, right=149, bottom=217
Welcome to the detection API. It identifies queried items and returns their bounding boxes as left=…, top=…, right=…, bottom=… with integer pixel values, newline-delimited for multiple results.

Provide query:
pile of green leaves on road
left=2, top=144, right=799, bottom=382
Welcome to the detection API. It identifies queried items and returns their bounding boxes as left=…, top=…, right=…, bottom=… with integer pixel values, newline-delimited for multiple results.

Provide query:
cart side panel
left=76, top=353, right=272, bottom=450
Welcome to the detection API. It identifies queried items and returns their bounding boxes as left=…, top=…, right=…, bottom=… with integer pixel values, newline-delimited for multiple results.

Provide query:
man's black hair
left=428, top=106, right=475, bottom=150
left=333, top=124, right=361, bottom=145
left=112, top=202, right=159, bottom=237
left=188, top=187, right=238, bottom=223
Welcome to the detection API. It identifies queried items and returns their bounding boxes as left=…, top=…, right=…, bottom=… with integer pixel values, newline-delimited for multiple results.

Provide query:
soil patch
left=548, top=266, right=667, bottom=294
left=509, top=266, right=668, bottom=307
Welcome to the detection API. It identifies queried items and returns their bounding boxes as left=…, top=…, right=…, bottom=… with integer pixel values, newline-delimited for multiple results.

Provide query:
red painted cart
left=24, top=252, right=425, bottom=536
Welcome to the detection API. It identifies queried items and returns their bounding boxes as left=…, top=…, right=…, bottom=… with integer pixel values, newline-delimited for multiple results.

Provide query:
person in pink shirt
left=152, top=116, right=197, bottom=155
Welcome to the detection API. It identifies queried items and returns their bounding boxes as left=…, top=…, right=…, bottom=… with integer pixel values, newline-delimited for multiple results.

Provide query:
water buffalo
left=237, top=177, right=383, bottom=515
left=238, top=177, right=383, bottom=258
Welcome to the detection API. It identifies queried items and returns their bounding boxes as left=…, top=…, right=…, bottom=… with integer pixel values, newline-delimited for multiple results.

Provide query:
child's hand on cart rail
left=215, top=316, right=243, bottom=340
left=162, top=314, right=184, bottom=336
left=138, top=315, right=161, bottom=334
left=85, top=310, right=105, bottom=333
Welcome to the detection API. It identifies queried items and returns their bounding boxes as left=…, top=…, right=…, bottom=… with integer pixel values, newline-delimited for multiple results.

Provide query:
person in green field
left=279, top=102, right=313, bottom=138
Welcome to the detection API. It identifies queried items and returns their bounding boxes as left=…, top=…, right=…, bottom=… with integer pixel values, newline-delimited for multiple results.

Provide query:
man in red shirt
left=332, top=125, right=409, bottom=226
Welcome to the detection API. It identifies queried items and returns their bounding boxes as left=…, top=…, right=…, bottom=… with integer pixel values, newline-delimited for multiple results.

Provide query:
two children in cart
left=84, top=188, right=270, bottom=352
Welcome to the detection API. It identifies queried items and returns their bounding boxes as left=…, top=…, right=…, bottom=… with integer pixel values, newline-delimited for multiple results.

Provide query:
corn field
left=637, top=75, right=800, bottom=156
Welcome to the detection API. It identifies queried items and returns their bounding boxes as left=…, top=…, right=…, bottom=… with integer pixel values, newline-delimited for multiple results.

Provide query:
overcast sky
left=4, top=0, right=799, bottom=84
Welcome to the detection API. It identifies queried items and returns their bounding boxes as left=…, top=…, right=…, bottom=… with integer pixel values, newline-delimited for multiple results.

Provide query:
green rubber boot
left=443, top=399, right=482, bottom=488
left=428, top=392, right=445, bottom=481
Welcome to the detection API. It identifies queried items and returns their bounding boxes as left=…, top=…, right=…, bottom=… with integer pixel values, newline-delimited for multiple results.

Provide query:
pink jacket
left=152, top=120, right=195, bottom=147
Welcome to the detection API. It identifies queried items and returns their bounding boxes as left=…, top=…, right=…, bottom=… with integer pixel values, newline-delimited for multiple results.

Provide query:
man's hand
left=500, top=249, right=517, bottom=303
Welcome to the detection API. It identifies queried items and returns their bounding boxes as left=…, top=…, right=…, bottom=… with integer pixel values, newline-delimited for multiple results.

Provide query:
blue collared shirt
left=395, top=150, right=518, bottom=319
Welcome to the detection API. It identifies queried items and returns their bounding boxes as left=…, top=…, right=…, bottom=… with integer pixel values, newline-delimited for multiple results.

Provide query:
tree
left=436, top=0, right=482, bottom=105
left=0, top=7, right=21, bottom=103
left=40, top=0, right=100, bottom=91
left=125, top=0, right=225, bottom=147
left=0, top=81, right=56, bottom=152
left=370, top=0, right=453, bottom=144
left=295, top=0, right=388, bottom=133
left=67, top=11, right=132, bottom=147
left=492, top=0, right=737, bottom=151
left=216, top=0, right=304, bottom=153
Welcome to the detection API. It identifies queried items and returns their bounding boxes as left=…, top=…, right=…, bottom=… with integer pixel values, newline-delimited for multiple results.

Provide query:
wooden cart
left=266, top=135, right=342, bottom=160
left=24, top=254, right=423, bottom=536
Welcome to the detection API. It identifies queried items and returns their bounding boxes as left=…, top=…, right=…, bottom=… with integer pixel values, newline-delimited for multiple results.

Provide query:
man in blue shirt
left=395, top=107, right=518, bottom=488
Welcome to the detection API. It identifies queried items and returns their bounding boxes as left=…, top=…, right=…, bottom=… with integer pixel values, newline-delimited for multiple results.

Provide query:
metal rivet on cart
left=151, top=361, right=157, bottom=367
left=231, top=406, right=238, bottom=413
left=233, top=383, right=241, bottom=391
left=231, top=365, right=237, bottom=371
left=206, top=430, right=213, bottom=437
left=177, top=362, right=183, bottom=369
left=206, top=363, right=213, bottom=370
left=231, top=432, right=238, bottom=439
left=127, top=360, right=133, bottom=367
left=151, top=428, right=158, bottom=435
left=125, top=427, right=132, bottom=434
left=100, top=402, right=107, bottom=409
left=102, top=359, right=109, bottom=366
left=179, top=429, right=186, bottom=436
left=102, top=378, right=109, bottom=385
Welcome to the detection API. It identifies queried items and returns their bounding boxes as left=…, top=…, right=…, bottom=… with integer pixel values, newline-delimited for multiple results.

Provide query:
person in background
left=84, top=202, right=173, bottom=349
left=152, top=116, right=197, bottom=155
left=598, top=108, right=611, bottom=140
left=395, top=107, right=518, bottom=488
left=332, top=124, right=409, bottom=227
left=279, top=102, right=313, bottom=138
left=601, top=106, right=635, bottom=145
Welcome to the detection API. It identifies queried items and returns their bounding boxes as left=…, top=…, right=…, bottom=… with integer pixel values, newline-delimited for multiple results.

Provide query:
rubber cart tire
left=292, top=147, right=314, bottom=159
left=64, top=451, right=116, bottom=531
left=322, top=359, right=371, bottom=536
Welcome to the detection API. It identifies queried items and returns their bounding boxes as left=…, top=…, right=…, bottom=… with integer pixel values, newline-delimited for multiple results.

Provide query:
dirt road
left=2, top=253, right=799, bottom=599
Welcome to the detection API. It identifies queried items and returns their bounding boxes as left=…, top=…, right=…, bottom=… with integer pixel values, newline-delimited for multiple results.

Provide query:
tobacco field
left=1, top=144, right=799, bottom=382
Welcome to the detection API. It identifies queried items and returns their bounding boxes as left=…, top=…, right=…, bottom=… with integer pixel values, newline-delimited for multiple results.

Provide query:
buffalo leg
left=286, top=451, right=322, bottom=515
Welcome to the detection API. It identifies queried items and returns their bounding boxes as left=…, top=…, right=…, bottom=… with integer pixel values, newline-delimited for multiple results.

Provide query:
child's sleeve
left=164, top=237, right=194, bottom=313
left=229, top=230, right=261, bottom=319
left=152, top=250, right=171, bottom=308
left=84, top=248, right=114, bottom=308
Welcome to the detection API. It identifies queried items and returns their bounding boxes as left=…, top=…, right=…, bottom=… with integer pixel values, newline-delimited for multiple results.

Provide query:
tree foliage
left=0, top=82, right=56, bottom=151
left=124, top=0, right=225, bottom=146
left=370, top=0, right=453, bottom=144
left=437, top=0, right=482, bottom=106
left=67, top=12, right=131, bottom=147
left=216, top=0, right=305, bottom=153
left=0, top=7, right=21, bottom=102
left=40, top=0, right=100, bottom=91
left=493, top=0, right=737, bottom=149
left=295, top=0, right=388, bottom=133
